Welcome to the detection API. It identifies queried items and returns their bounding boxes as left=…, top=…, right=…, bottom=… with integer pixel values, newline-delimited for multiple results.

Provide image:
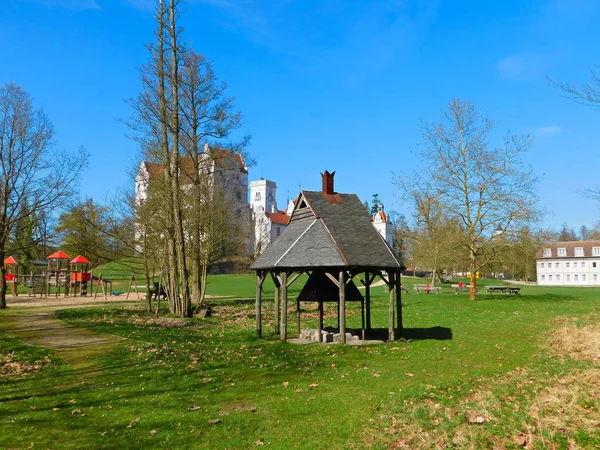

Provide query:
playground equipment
left=3, top=256, right=18, bottom=296
left=69, top=255, right=91, bottom=296
left=46, top=251, right=71, bottom=297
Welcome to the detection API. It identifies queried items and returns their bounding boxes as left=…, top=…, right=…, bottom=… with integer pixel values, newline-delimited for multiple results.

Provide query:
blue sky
left=3, top=0, right=600, bottom=231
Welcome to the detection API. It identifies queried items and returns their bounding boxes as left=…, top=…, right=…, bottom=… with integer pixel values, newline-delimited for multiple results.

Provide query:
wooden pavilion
left=251, top=171, right=405, bottom=344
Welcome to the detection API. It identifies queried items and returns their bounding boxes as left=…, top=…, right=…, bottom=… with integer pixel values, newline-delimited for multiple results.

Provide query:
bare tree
left=0, top=82, right=87, bottom=308
left=125, top=0, right=250, bottom=316
left=408, top=192, right=463, bottom=283
left=552, top=66, right=600, bottom=109
left=397, top=99, right=540, bottom=299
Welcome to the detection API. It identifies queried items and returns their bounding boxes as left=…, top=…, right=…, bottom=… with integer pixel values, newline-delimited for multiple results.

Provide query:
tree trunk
left=469, top=252, right=477, bottom=300
left=0, top=247, right=7, bottom=309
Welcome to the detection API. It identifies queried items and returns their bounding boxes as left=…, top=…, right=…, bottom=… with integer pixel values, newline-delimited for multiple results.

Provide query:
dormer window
left=593, top=247, right=600, bottom=256
left=575, top=247, right=584, bottom=257
left=543, top=248, right=552, bottom=257
left=557, top=248, right=567, bottom=257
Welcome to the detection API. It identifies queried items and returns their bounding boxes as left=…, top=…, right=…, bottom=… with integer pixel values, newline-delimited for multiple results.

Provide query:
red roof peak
left=47, top=251, right=71, bottom=260
left=70, top=255, right=90, bottom=264
left=4, top=256, right=18, bottom=265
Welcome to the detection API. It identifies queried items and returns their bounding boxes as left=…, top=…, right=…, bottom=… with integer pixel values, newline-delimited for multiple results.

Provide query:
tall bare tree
left=398, top=99, right=540, bottom=299
left=126, top=0, right=249, bottom=316
left=0, top=82, right=87, bottom=308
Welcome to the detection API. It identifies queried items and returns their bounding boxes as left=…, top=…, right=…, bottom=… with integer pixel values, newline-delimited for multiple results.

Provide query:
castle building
left=135, top=151, right=393, bottom=256
left=372, top=203, right=393, bottom=247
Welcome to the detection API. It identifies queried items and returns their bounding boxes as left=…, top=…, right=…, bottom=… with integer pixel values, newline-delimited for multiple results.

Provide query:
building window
left=574, top=274, right=579, bottom=281
left=594, top=262, right=597, bottom=268
left=594, top=274, right=598, bottom=281
left=574, top=262, right=578, bottom=268
left=582, top=261, right=586, bottom=268
left=543, top=248, right=552, bottom=257
left=566, top=262, right=570, bottom=268
left=540, top=262, right=545, bottom=268
left=541, top=274, right=545, bottom=281
left=582, top=274, right=586, bottom=281
left=593, top=247, right=600, bottom=256
left=548, top=274, right=552, bottom=281
left=276, top=227, right=281, bottom=237
left=557, top=274, right=560, bottom=281
left=567, top=274, right=571, bottom=281
left=575, top=247, right=584, bottom=257
left=558, top=248, right=567, bottom=257
left=555, top=262, right=559, bottom=268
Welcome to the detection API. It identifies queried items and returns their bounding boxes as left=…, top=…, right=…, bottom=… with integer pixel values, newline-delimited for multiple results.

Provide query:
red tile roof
left=267, top=212, right=290, bottom=225
left=142, top=147, right=247, bottom=183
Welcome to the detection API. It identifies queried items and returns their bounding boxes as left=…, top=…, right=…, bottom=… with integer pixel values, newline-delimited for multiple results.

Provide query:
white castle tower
left=372, top=203, right=393, bottom=247
left=250, top=178, right=278, bottom=216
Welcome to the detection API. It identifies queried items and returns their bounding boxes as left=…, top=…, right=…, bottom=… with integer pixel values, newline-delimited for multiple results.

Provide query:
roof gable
left=252, top=189, right=403, bottom=270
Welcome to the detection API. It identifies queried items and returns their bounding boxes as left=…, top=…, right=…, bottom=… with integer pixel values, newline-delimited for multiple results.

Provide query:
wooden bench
left=451, top=284, right=479, bottom=294
left=486, top=286, right=521, bottom=295
left=413, top=284, right=441, bottom=294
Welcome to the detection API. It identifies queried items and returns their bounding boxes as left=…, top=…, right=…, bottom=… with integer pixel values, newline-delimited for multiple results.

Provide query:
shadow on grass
left=403, top=326, right=452, bottom=341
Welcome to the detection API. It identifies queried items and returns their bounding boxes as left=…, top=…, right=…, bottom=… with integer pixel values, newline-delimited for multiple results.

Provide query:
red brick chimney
left=321, top=170, right=335, bottom=195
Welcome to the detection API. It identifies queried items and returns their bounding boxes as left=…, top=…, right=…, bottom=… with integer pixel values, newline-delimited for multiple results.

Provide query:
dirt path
left=0, top=301, right=130, bottom=381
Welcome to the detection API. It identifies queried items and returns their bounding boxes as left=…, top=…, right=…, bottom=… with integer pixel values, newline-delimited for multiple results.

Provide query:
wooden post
left=395, top=270, right=403, bottom=338
left=365, top=271, right=371, bottom=330
left=296, top=299, right=301, bottom=336
left=274, top=275, right=280, bottom=334
left=339, top=270, right=346, bottom=344
left=361, top=295, right=366, bottom=341
left=94, top=274, right=101, bottom=299
left=318, top=301, right=324, bottom=343
left=281, top=272, right=288, bottom=343
left=388, top=271, right=395, bottom=342
left=255, top=271, right=264, bottom=339
left=126, top=274, right=135, bottom=300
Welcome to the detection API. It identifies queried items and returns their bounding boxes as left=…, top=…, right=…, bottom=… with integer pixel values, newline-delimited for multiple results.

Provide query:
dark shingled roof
left=251, top=190, right=404, bottom=270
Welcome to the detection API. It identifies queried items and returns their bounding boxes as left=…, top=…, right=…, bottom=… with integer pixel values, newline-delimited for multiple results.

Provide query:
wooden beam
left=395, top=270, right=403, bottom=338
left=339, top=270, right=346, bottom=344
left=286, top=271, right=303, bottom=288
left=325, top=271, right=340, bottom=287
left=296, top=299, right=301, bottom=336
left=388, top=271, right=395, bottom=342
left=271, top=273, right=281, bottom=334
left=365, top=271, right=372, bottom=330
left=256, top=271, right=266, bottom=339
left=281, top=271, right=288, bottom=343
left=318, top=300, right=324, bottom=343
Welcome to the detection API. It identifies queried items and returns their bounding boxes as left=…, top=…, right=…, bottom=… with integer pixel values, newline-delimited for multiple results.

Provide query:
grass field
left=1, top=276, right=599, bottom=448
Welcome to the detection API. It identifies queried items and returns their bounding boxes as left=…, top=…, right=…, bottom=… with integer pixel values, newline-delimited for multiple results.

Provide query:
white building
left=250, top=179, right=290, bottom=255
left=536, top=240, right=600, bottom=286
left=372, top=203, right=393, bottom=247
left=135, top=146, right=288, bottom=256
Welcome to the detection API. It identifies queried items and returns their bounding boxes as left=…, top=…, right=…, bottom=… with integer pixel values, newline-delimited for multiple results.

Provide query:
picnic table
left=485, top=286, right=521, bottom=295
left=450, top=284, right=479, bottom=294
left=413, top=284, right=441, bottom=294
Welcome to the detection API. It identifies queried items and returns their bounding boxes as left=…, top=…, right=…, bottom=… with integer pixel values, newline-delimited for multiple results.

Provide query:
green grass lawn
left=1, top=277, right=600, bottom=448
